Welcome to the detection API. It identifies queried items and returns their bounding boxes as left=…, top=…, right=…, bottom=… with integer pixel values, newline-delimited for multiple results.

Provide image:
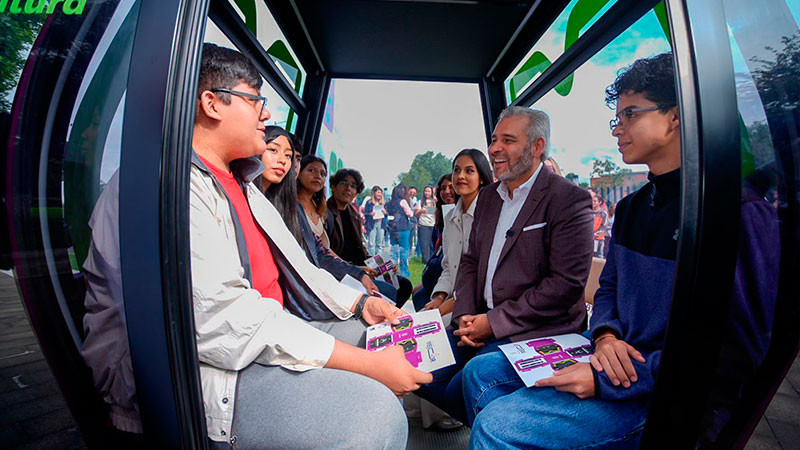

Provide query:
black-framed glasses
left=336, top=180, right=358, bottom=190
left=609, top=105, right=673, bottom=131
left=210, top=88, right=268, bottom=118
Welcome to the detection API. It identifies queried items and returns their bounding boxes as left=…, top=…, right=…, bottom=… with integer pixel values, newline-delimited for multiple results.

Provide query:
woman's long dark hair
left=453, top=148, right=493, bottom=188
left=388, top=184, right=407, bottom=211
left=297, top=155, right=328, bottom=218
left=257, top=126, right=304, bottom=246
left=434, top=174, right=454, bottom=232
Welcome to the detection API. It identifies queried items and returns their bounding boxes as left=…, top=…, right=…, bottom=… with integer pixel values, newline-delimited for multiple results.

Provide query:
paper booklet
left=373, top=204, right=385, bottom=219
left=341, top=274, right=395, bottom=305
left=365, top=251, right=399, bottom=288
left=366, top=309, right=455, bottom=373
left=499, top=333, right=593, bottom=387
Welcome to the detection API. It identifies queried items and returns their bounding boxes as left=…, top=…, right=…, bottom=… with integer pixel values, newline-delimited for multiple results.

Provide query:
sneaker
left=433, top=417, right=463, bottom=431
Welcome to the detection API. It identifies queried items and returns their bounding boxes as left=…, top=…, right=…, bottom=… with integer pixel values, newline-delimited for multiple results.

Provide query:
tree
left=1, top=14, right=47, bottom=113
left=396, top=151, right=453, bottom=189
left=590, top=157, right=631, bottom=189
left=564, top=172, right=580, bottom=184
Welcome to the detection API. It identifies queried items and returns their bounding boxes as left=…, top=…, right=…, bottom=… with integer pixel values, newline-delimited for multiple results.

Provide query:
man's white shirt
left=482, top=162, right=543, bottom=309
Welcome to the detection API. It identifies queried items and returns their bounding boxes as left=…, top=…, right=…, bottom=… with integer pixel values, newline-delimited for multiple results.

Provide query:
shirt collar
left=191, top=150, right=265, bottom=184
left=453, top=191, right=480, bottom=220
left=497, top=161, right=543, bottom=202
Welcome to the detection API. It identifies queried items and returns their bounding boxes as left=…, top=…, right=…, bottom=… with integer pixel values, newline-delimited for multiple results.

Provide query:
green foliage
left=578, top=181, right=589, bottom=189
left=565, top=172, right=579, bottom=183
left=590, top=157, right=631, bottom=189
left=0, top=13, right=46, bottom=113
left=407, top=256, right=424, bottom=287
left=397, top=151, right=453, bottom=190
left=750, top=31, right=800, bottom=116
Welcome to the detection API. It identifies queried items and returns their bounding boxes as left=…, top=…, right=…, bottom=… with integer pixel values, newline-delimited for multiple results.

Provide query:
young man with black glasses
left=190, top=43, right=431, bottom=448
left=460, top=50, right=779, bottom=449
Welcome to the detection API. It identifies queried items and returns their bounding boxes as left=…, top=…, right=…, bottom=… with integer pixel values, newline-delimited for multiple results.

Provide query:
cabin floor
left=0, top=272, right=796, bottom=449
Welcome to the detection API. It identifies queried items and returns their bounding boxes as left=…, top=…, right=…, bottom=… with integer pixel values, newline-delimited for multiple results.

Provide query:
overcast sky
left=315, top=7, right=674, bottom=188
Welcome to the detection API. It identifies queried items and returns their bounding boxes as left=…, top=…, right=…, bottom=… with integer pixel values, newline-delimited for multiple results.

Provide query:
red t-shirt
left=199, top=155, right=284, bottom=305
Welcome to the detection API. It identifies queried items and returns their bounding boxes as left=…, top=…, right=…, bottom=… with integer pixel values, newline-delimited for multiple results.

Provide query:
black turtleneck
left=612, top=168, right=681, bottom=261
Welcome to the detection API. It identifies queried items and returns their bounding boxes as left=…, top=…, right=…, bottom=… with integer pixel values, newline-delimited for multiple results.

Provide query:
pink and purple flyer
left=365, top=310, right=455, bottom=373
left=499, top=333, right=594, bottom=387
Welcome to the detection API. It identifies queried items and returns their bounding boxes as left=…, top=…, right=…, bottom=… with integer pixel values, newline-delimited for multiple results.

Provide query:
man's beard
left=496, top=146, right=535, bottom=183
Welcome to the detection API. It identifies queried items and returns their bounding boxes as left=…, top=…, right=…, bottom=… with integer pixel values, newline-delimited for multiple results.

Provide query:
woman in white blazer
left=424, top=148, right=493, bottom=315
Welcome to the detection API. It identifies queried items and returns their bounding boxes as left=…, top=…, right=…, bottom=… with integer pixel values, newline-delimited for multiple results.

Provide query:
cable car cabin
left=1, top=0, right=798, bottom=448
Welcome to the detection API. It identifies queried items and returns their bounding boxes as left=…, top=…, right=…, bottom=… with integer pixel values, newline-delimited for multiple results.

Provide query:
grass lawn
left=408, top=256, right=424, bottom=287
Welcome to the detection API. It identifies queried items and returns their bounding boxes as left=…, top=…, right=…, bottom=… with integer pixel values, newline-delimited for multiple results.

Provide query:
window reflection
left=698, top=0, right=798, bottom=445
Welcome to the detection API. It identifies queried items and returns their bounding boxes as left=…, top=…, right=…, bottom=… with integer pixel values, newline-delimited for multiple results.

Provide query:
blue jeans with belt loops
left=462, top=349, right=649, bottom=449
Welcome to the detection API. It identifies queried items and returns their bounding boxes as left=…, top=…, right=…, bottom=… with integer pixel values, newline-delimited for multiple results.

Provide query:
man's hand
left=359, top=296, right=403, bottom=325
left=423, top=298, right=444, bottom=311
left=360, top=274, right=380, bottom=295
left=589, top=335, right=645, bottom=388
left=535, top=362, right=595, bottom=399
left=454, top=313, right=492, bottom=347
left=359, top=266, right=378, bottom=278
left=423, top=293, right=447, bottom=311
left=367, top=346, right=433, bottom=397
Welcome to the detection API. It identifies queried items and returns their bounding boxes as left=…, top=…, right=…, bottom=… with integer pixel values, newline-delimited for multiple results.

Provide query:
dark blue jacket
left=590, top=169, right=778, bottom=402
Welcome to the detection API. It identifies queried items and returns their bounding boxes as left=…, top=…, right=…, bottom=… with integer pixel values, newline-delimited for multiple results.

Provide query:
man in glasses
left=325, top=168, right=370, bottom=267
left=190, top=43, right=430, bottom=448
left=461, top=49, right=778, bottom=449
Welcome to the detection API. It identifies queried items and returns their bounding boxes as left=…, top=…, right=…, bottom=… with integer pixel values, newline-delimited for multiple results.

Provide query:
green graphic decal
left=509, top=0, right=612, bottom=101
left=0, top=0, right=86, bottom=15
left=653, top=2, right=671, bottom=42
left=233, top=0, right=257, bottom=35
left=508, top=1, right=671, bottom=102
left=267, top=40, right=303, bottom=130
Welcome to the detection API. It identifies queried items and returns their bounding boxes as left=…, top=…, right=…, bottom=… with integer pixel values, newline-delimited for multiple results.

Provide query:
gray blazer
left=452, top=168, right=594, bottom=342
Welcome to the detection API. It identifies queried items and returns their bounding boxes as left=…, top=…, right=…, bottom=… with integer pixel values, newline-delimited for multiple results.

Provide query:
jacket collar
left=191, top=151, right=265, bottom=184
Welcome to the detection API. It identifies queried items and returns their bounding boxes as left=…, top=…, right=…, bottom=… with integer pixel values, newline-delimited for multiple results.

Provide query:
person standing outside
left=363, top=186, right=387, bottom=256
left=416, top=185, right=437, bottom=263
left=386, top=184, right=414, bottom=278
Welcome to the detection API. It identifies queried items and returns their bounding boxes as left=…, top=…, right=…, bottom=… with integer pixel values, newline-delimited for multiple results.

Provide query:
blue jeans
left=418, top=225, right=433, bottom=264
left=389, top=230, right=411, bottom=278
left=368, top=226, right=385, bottom=256
left=462, top=350, right=649, bottom=449
left=414, top=327, right=509, bottom=423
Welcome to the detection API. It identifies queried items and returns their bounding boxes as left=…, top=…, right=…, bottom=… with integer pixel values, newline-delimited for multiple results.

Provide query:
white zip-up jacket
left=190, top=154, right=363, bottom=443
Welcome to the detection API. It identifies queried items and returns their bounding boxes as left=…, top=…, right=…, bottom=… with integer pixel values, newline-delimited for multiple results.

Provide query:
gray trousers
left=214, top=318, right=408, bottom=449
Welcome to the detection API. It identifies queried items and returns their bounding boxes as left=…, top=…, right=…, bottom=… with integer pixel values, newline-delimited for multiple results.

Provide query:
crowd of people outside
left=76, top=43, right=778, bottom=450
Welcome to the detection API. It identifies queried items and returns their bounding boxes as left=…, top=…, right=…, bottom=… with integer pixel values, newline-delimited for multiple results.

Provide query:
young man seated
left=460, top=52, right=778, bottom=449
left=190, top=43, right=431, bottom=448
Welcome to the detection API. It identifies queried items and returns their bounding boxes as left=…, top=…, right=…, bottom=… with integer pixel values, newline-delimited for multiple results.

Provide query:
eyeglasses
left=210, top=88, right=268, bottom=118
left=337, top=180, right=358, bottom=190
left=609, top=105, right=673, bottom=131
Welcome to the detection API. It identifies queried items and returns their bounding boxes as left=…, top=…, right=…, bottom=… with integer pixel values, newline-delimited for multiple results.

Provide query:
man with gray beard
left=415, top=106, right=594, bottom=422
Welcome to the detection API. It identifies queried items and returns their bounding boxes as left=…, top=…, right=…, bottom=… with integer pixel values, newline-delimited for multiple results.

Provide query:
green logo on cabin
left=0, top=0, right=86, bottom=15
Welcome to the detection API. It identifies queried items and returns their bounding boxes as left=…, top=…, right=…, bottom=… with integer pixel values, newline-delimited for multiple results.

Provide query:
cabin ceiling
left=289, top=0, right=545, bottom=81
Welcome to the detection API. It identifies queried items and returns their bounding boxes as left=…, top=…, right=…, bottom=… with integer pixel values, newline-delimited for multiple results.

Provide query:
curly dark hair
left=605, top=52, right=676, bottom=110
left=330, top=168, right=365, bottom=194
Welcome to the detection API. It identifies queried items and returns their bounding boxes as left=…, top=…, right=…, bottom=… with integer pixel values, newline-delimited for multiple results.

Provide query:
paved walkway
left=0, top=274, right=85, bottom=449
left=0, top=272, right=797, bottom=449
